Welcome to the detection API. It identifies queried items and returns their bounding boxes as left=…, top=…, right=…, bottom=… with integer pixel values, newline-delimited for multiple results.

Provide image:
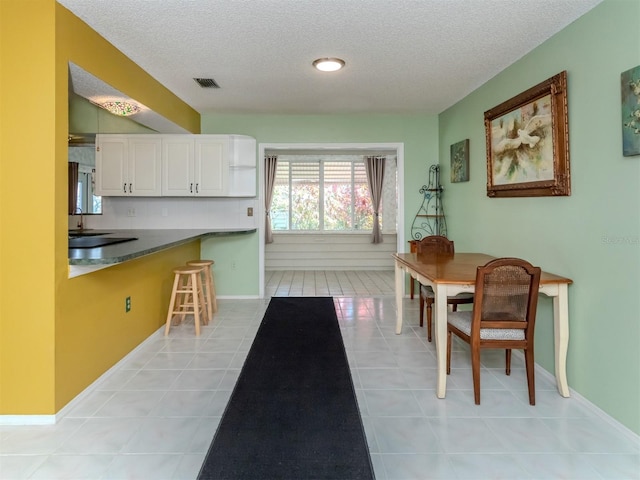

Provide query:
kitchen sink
left=68, top=230, right=112, bottom=238
left=68, top=236, right=138, bottom=249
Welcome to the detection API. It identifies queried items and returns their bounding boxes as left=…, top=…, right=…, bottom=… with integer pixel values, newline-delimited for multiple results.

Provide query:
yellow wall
left=0, top=0, right=201, bottom=415
left=0, top=0, right=57, bottom=415
left=56, top=242, right=200, bottom=409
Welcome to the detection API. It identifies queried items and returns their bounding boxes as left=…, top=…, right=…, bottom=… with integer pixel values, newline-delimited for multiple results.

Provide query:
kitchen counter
left=68, top=228, right=256, bottom=277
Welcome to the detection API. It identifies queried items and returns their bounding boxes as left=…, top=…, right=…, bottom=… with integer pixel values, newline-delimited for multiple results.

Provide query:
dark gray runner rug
left=197, top=297, right=375, bottom=480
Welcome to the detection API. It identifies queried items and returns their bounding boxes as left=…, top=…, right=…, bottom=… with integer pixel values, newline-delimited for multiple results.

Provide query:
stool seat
left=164, top=265, right=207, bottom=336
left=187, top=259, right=217, bottom=320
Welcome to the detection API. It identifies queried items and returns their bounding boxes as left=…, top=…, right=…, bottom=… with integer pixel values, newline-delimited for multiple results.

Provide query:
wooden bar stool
left=164, top=265, right=207, bottom=336
left=186, top=259, right=217, bottom=321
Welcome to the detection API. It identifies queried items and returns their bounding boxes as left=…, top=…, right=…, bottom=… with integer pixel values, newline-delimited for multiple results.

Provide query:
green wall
left=200, top=114, right=439, bottom=295
left=439, top=0, right=640, bottom=434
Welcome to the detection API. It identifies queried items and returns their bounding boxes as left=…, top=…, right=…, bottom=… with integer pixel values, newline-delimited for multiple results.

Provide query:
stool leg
left=191, top=272, right=201, bottom=336
left=200, top=275, right=210, bottom=326
left=196, top=272, right=208, bottom=328
left=165, top=274, right=180, bottom=336
left=201, top=269, right=213, bottom=322
left=200, top=267, right=213, bottom=325
left=208, top=266, right=217, bottom=313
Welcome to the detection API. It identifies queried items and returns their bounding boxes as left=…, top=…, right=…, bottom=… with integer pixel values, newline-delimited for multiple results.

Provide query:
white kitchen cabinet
left=95, top=135, right=162, bottom=196
left=97, top=134, right=256, bottom=197
left=162, top=136, right=227, bottom=196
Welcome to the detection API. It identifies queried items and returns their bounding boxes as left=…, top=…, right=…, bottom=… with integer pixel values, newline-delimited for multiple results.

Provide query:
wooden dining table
left=393, top=252, right=573, bottom=399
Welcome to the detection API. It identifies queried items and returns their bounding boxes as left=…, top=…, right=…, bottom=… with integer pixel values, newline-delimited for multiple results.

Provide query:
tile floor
left=1, top=292, right=638, bottom=479
left=265, top=270, right=396, bottom=297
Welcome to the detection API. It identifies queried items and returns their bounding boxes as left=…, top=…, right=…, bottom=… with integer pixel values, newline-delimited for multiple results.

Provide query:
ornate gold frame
left=484, top=71, right=570, bottom=197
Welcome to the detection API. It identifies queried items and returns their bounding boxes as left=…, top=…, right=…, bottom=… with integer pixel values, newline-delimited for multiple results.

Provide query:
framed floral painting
left=484, top=71, right=570, bottom=197
left=621, top=65, right=640, bottom=156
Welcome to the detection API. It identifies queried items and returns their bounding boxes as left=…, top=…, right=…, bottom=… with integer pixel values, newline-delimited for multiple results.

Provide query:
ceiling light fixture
left=99, top=100, right=141, bottom=116
left=313, top=58, right=345, bottom=72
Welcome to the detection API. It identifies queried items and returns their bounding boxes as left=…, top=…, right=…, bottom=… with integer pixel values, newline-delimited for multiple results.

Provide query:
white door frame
left=257, top=142, right=405, bottom=298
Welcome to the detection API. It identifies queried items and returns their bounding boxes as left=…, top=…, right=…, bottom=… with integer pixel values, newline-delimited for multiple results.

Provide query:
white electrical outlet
left=127, top=208, right=136, bottom=217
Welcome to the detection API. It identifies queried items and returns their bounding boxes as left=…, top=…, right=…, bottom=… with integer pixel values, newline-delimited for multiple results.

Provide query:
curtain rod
left=265, top=148, right=397, bottom=156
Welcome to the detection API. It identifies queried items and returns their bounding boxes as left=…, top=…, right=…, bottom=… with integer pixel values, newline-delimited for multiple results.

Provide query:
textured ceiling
left=58, top=0, right=602, bottom=116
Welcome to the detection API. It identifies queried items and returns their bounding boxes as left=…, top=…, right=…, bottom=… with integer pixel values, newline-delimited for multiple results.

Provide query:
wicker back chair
left=417, top=236, right=474, bottom=341
left=446, top=257, right=542, bottom=405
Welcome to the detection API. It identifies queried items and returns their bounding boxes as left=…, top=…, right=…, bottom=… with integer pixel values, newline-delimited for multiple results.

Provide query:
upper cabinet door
left=195, top=138, right=228, bottom=196
left=128, top=137, right=162, bottom=196
left=95, top=135, right=128, bottom=196
left=162, top=137, right=195, bottom=196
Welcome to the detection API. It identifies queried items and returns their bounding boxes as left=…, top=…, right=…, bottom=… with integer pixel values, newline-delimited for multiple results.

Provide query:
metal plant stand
left=411, top=165, right=447, bottom=241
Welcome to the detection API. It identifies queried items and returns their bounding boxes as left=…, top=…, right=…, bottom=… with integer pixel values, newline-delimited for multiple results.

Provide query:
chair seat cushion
left=420, top=285, right=474, bottom=301
left=447, top=311, right=525, bottom=340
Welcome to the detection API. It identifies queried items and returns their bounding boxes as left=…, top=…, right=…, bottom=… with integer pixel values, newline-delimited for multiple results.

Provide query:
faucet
left=74, top=207, right=84, bottom=230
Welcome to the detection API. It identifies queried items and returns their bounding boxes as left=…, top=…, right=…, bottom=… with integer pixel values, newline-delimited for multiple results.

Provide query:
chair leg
left=524, top=348, right=536, bottom=405
left=446, top=330, right=452, bottom=374
left=419, top=294, right=425, bottom=327
left=471, top=343, right=481, bottom=405
left=506, top=349, right=512, bottom=376
left=426, top=298, right=433, bottom=342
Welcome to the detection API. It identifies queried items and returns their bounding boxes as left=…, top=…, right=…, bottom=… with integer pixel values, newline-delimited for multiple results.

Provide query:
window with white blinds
left=270, top=155, right=395, bottom=232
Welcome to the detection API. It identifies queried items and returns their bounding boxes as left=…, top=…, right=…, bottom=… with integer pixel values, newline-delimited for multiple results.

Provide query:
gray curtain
left=264, top=155, right=278, bottom=244
left=68, top=161, right=79, bottom=215
left=365, top=156, right=385, bottom=244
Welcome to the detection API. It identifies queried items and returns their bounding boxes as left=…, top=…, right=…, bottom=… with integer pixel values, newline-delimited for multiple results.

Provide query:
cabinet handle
left=190, top=183, right=193, bottom=193
left=129, top=183, right=132, bottom=193
left=123, top=183, right=127, bottom=194
left=195, top=183, right=199, bottom=194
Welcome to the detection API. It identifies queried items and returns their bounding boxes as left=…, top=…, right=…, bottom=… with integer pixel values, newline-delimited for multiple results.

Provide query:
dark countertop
left=68, top=228, right=256, bottom=266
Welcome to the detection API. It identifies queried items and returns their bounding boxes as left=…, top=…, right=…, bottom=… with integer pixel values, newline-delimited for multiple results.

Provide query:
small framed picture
left=450, top=139, right=469, bottom=183
left=621, top=65, right=640, bottom=157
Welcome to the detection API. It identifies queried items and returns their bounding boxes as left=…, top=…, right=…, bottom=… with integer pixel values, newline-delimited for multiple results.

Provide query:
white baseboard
left=0, top=327, right=164, bottom=426
left=514, top=350, right=640, bottom=443
left=217, top=295, right=261, bottom=300
left=0, top=415, right=56, bottom=426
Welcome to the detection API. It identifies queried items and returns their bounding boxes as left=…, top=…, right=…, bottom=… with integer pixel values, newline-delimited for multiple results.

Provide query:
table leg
left=410, top=276, right=415, bottom=299
left=434, top=284, right=449, bottom=398
left=553, top=284, right=570, bottom=397
left=395, top=260, right=404, bottom=334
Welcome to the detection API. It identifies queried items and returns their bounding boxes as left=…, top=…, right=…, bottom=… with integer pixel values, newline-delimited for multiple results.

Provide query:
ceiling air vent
left=194, top=77, right=220, bottom=88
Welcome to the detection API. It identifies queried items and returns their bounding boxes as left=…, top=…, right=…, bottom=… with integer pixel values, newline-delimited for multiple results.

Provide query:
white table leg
left=553, top=283, right=571, bottom=397
left=395, top=260, right=404, bottom=334
left=434, top=284, right=449, bottom=398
